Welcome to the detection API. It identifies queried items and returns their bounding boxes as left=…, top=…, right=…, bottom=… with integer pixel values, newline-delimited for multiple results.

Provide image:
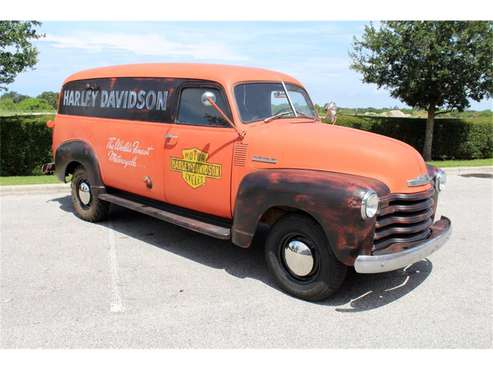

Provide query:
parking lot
left=1, top=170, right=492, bottom=348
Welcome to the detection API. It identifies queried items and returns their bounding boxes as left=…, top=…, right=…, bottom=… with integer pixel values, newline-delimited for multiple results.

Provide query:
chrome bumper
left=354, top=216, right=451, bottom=274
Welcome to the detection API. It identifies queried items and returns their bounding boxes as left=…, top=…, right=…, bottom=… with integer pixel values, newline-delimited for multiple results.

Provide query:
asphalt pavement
left=1, top=169, right=492, bottom=348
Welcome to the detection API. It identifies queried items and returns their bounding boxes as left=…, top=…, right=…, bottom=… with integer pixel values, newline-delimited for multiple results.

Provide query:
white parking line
left=108, top=222, right=124, bottom=313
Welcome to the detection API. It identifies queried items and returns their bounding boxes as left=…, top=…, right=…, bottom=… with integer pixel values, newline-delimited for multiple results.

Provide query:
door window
left=176, top=87, right=229, bottom=126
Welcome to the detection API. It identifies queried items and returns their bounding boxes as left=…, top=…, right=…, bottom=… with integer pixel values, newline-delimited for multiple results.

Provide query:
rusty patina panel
left=232, top=169, right=389, bottom=266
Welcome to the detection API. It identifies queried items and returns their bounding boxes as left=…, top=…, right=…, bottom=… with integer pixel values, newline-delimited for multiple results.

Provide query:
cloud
left=42, top=32, right=247, bottom=61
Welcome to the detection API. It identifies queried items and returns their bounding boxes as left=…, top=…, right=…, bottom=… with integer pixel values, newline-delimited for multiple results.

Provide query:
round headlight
left=435, top=169, right=447, bottom=192
left=361, top=191, right=379, bottom=219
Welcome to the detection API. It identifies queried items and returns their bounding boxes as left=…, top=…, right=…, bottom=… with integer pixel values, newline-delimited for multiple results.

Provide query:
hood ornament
left=407, top=174, right=431, bottom=187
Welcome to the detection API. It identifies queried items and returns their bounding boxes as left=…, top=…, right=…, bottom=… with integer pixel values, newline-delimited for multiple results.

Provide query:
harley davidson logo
left=170, top=148, right=222, bottom=189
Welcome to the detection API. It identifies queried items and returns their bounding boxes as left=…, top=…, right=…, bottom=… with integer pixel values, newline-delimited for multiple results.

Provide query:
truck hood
left=246, top=120, right=431, bottom=194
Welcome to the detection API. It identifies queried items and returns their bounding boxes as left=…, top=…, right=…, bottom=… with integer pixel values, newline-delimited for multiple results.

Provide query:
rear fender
left=54, top=140, right=105, bottom=194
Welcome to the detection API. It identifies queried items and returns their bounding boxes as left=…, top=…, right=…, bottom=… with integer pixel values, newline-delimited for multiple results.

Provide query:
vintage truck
left=43, top=63, right=451, bottom=301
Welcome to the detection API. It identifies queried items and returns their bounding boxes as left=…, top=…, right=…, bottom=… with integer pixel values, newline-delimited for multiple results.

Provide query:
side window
left=58, top=77, right=181, bottom=123
left=176, top=87, right=229, bottom=126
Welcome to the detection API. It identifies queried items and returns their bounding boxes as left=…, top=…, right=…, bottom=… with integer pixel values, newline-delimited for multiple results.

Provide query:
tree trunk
left=423, top=107, right=435, bottom=161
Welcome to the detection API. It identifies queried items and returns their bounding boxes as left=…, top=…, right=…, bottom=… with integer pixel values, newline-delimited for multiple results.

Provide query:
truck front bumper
left=354, top=216, right=451, bottom=274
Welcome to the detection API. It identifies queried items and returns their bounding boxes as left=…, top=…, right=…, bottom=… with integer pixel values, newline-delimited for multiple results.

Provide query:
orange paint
left=52, top=63, right=431, bottom=219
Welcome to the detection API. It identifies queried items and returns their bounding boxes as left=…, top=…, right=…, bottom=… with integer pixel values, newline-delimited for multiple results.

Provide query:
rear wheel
left=265, top=214, right=347, bottom=301
left=71, top=166, right=109, bottom=222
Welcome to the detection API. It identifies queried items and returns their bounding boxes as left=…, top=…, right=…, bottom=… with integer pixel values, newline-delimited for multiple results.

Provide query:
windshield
left=234, top=82, right=316, bottom=123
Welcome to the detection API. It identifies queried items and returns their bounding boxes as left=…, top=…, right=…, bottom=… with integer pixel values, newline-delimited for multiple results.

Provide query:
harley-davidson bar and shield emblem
left=170, top=148, right=222, bottom=189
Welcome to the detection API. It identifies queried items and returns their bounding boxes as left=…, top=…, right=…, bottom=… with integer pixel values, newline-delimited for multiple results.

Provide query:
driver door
left=163, top=82, right=238, bottom=219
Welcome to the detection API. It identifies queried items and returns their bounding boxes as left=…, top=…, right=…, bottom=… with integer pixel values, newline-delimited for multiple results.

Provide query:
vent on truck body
left=233, top=143, right=248, bottom=167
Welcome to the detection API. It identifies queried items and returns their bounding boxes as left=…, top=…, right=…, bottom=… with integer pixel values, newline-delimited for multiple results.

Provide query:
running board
left=98, top=193, right=231, bottom=240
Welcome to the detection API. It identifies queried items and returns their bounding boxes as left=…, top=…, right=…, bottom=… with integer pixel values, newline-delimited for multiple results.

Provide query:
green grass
left=427, top=158, right=493, bottom=167
left=0, top=175, right=61, bottom=186
left=0, top=111, right=55, bottom=117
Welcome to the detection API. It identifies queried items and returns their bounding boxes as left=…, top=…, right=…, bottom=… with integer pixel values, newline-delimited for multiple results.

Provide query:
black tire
left=265, top=214, right=347, bottom=301
left=71, top=166, right=109, bottom=222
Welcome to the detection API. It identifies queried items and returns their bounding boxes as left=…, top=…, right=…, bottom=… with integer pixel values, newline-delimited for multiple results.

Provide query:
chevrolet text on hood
left=43, top=63, right=451, bottom=301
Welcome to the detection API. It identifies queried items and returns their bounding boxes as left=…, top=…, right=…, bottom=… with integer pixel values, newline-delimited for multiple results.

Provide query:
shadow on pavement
left=460, top=173, right=493, bottom=179
left=50, top=195, right=432, bottom=313
left=323, top=260, right=432, bottom=312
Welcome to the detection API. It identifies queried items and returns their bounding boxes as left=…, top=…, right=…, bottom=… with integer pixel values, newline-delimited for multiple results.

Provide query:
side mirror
left=201, top=91, right=217, bottom=106
left=324, top=101, right=337, bottom=124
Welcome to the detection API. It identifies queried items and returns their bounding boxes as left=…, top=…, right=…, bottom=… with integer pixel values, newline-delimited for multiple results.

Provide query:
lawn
left=427, top=158, right=493, bottom=168
left=0, top=175, right=61, bottom=186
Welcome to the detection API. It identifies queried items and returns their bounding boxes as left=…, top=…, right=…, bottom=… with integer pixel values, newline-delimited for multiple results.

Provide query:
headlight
left=361, top=190, right=379, bottom=219
left=435, top=169, right=447, bottom=192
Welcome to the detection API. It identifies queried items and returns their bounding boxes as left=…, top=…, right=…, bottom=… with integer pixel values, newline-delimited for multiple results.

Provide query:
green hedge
left=329, top=114, right=493, bottom=160
left=0, top=113, right=491, bottom=176
left=0, top=115, right=54, bottom=176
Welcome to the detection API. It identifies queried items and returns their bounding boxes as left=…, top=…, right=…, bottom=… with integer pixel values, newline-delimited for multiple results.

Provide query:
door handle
left=164, top=133, right=178, bottom=146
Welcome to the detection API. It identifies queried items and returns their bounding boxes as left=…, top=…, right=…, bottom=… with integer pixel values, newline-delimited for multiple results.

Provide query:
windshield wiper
left=263, top=111, right=293, bottom=123
left=293, top=112, right=317, bottom=121
left=264, top=110, right=317, bottom=123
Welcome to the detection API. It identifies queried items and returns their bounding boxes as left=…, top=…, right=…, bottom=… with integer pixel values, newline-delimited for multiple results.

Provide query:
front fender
left=232, top=169, right=389, bottom=265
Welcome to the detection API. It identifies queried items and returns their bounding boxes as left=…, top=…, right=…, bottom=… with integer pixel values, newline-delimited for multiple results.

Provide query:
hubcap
left=283, top=240, right=314, bottom=277
left=78, top=181, right=91, bottom=206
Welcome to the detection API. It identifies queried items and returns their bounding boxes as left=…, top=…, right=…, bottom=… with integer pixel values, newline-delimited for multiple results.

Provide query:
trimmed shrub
left=0, top=115, right=54, bottom=176
left=327, top=114, right=493, bottom=160
left=0, top=113, right=491, bottom=177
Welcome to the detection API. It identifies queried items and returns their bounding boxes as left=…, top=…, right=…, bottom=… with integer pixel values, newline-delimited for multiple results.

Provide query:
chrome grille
left=373, top=188, right=435, bottom=251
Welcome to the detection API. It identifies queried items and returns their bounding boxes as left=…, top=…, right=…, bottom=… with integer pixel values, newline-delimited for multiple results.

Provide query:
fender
left=231, top=169, right=390, bottom=266
left=54, top=140, right=105, bottom=194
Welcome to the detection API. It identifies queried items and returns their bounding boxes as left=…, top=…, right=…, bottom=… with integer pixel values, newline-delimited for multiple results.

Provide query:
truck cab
left=44, top=63, right=451, bottom=301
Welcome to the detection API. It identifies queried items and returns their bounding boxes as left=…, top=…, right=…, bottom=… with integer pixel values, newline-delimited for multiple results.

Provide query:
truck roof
left=64, top=63, right=302, bottom=87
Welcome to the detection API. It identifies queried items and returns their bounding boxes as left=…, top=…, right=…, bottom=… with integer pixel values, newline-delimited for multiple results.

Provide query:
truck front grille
left=373, top=188, right=435, bottom=251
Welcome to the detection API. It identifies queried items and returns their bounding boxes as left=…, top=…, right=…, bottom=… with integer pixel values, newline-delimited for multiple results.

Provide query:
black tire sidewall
left=71, top=166, right=109, bottom=222
left=265, top=214, right=347, bottom=301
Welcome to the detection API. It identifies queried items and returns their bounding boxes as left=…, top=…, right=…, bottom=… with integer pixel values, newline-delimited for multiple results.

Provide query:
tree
left=350, top=21, right=493, bottom=160
left=0, top=21, right=44, bottom=91
left=16, top=97, right=53, bottom=112
left=37, top=91, right=59, bottom=110
left=0, top=97, right=16, bottom=112
left=0, top=90, right=29, bottom=103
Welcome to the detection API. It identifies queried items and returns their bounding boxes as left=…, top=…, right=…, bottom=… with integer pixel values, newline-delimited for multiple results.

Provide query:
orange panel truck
left=43, top=63, right=451, bottom=301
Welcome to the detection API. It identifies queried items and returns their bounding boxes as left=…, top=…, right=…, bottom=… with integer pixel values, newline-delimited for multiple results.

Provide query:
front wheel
left=265, top=214, right=347, bottom=301
left=71, top=166, right=109, bottom=222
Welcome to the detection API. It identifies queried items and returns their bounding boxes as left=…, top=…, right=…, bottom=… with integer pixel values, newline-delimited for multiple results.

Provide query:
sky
left=7, top=21, right=493, bottom=110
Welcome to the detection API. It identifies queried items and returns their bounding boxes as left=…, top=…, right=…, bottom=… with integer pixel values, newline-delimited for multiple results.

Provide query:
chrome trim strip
left=354, top=217, right=451, bottom=274
left=252, top=155, right=278, bottom=164
left=380, top=188, right=434, bottom=203
left=407, top=174, right=431, bottom=187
